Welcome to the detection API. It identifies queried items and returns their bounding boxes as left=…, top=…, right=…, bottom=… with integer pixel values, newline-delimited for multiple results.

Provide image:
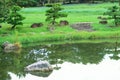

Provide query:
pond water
left=0, top=42, right=120, bottom=80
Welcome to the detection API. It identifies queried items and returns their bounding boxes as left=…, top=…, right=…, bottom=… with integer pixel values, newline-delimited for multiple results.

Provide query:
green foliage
left=104, top=6, right=120, bottom=26
left=15, top=0, right=39, bottom=7
left=6, top=5, right=25, bottom=29
left=45, top=3, right=53, bottom=7
left=0, top=0, right=10, bottom=23
left=45, top=3, right=67, bottom=25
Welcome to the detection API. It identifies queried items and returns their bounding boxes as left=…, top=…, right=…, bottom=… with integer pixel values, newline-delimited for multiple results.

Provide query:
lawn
left=0, top=2, right=120, bottom=45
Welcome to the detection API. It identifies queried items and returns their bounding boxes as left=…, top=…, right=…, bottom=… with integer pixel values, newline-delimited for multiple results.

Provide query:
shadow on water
left=0, top=42, right=120, bottom=80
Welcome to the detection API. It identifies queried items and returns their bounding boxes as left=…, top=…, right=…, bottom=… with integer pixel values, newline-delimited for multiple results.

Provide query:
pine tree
left=104, top=6, right=120, bottom=26
left=45, top=3, right=67, bottom=25
left=0, top=0, right=10, bottom=23
left=6, top=5, right=25, bottom=29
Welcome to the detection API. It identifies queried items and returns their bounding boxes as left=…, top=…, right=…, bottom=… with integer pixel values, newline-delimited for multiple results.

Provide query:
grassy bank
left=0, top=3, right=120, bottom=45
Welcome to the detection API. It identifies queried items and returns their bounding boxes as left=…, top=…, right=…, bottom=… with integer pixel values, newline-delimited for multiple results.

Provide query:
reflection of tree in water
left=0, top=46, right=53, bottom=80
left=0, top=49, right=35, bottom=80
left=1, top=42, right=120, bottom=80
left=47, top=43, right=106, bottom=64
left=104, top=42, right=120, bottom=60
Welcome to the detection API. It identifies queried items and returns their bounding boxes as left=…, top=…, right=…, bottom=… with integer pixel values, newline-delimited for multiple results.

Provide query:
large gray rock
left=25, top=61, right=53, bottom=72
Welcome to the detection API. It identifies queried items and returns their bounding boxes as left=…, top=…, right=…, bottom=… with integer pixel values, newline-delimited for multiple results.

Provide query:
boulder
left=1, top=41, right=10, bottom=49
left=1, top=41, right=21, bottom=50
left=31, top=22, right=43, bottom=28
left=24, top=61, right=53, bottom=72
left=28, top=71, right=52, bottom=77
left=99, top=20, right=107, bottom=24
left=59, top=20, right=69, bottom=26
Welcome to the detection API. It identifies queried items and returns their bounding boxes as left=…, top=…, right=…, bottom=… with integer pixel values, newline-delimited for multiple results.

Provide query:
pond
left=0, top=42, right=120, bottom=80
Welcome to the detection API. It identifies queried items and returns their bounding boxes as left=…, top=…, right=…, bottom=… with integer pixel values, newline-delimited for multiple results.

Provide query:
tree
left=0, top=0, right=10, bottom=23
left=104, top=6, right=120, bottom=26
left=0, top=1, right=4, bottom=23
left=45, top=3, right=67, bottom=25
left=6, top=5, right=25, bottom=29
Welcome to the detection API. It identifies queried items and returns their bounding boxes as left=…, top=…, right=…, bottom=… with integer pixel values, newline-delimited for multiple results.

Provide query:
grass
left=0, top=2, right=120, bottom=45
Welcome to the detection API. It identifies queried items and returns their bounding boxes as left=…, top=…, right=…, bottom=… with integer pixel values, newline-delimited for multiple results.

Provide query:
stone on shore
left=24, top=61, right=53, bottom=72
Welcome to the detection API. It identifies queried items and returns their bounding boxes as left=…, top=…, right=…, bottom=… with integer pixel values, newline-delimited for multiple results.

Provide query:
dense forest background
left=0, top=0, right=119, bottom=7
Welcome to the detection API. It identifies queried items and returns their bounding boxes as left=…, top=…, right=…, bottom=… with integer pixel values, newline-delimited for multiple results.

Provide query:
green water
left=0, top=42, right=120, bottom=80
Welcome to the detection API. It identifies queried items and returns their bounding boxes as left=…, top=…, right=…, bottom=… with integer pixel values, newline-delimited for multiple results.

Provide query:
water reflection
left=0, top=42, right=120, bottom=80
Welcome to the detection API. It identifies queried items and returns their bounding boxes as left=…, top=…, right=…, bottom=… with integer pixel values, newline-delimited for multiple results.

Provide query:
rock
left=4, top=44, right=17, bottom=50
left=59, top=20, right=69, bottom=26
left=31, top=22, right=43, bottom=28
left=24, top=61, right=53, bottom=72
left=1, top=41, right=21, bottom=50
left=1, top=41, right=10, bottom=49
left=99, top=20, right=107, bottom=24
left=28, top=71, right=52, bottom=77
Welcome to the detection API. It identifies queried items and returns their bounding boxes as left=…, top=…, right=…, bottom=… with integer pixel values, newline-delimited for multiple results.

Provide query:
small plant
left=6, top=5, right=25, bottom=29
left=104, top=6, right=120, bottom=26
left=45, top=3, right=67, bottom=26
